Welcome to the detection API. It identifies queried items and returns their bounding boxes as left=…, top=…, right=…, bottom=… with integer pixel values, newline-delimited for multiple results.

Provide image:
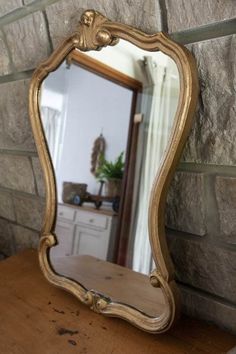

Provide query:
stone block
left=46, top=0, right=162, bottom=48
left=182, top=35, right=236, bottom=165
left=0, top=79, right=36, bottom=151
left=32, top=157, right=46, bottom=197
left=0, top=154, right=35, bottom=194
left=0, top=34, right=11, bottom=75
left=13, top=195, right=45, bottom=230
left=0, top=218, right=15, bottom=256
left=166, top=171, right=206, bottom=236
left=166, top=0, right=236, bottom=32
left=12, top=224, right=39, bottom=252
left=167, top=234, right=236, bottom=304
left=215, top=176, right=236, bottom=244
left=4, top=12, right=51, bottom=71
left=0, top=190, right=15, bottom=221
left=181, top=286, right=236, bottom=334
left=0, top=0, right=23, bottom=17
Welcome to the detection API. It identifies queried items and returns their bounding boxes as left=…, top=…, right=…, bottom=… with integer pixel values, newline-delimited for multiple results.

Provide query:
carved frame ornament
left=29, top=10, right=198, bottom=333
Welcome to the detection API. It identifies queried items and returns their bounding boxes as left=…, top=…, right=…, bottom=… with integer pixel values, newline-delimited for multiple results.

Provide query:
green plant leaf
left=96, top=151, right=125, bottom=181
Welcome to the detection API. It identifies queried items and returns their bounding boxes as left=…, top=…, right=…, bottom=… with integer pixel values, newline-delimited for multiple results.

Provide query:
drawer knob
left=59, top=212, right=63, bottom=216
left=89, top=218, right=94, bottom=223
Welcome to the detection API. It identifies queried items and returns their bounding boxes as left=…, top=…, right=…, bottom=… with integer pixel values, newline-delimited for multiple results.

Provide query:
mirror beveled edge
left=28, top=9, right=199, bottom=333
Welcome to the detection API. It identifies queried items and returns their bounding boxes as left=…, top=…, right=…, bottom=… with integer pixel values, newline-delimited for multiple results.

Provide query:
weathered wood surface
left=51, top=254, right=166, bottom=317
left=0, top=249, right=235, bottom=354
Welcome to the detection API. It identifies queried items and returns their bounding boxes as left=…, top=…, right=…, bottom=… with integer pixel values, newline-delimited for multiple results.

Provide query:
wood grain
left=0, top=250, right=235, bottom=354
left=51, top=254, right=166, bottom=317
left=67, top=50, right=143, bottom=91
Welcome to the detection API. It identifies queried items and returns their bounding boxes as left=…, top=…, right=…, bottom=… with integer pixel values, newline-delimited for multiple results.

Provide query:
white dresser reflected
left=50, top=203, right=118, bottom=262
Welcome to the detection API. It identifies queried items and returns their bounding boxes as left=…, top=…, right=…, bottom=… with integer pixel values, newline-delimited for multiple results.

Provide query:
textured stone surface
left=0, top=79, right=36, bottom=151
left=0, top=154, right=35, bottom=194
left=0, top=0, right=23, bottom=17
left=12, top=224, right=39, bottom=251
left=0, top=219, right=39, bottom=255
left=46, top=0, right=162, bottom=48
left=166, top=171, right=206, bottom=236
left=182, top=35, right=236, bottom=165
left=168, top=234, right=236, bottom=304
left=32, top=157, right=45, bottom=197
left=0, top=219, right=14, bottom=256
left=215, top=176, right=236, bottom=244
left=166, top=0, right=236, bottom=32
left=13, top=195, right=45, bottom=230
left=181, top=286, right=236, bottom=334
left=0, top=35, right=11, bottom=75
left=0, top=190, right=15, bottom=221
left=4, top=12, right=51, bottom=71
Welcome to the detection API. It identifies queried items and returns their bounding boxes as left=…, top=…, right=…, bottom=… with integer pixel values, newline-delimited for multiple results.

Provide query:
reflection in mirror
left=39, top=39, right=180, bottom=317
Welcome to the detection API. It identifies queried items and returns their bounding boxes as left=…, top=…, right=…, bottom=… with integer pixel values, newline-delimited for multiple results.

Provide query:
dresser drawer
left=75, top=210, right=109, bottom=230
left=51, top=221, right=75, bottom=258
left=57, top=205, right=75, bottom=221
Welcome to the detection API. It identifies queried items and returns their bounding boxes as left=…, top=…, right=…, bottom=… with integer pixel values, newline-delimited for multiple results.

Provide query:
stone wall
left=164, top=0, right=236, bottom=334
left=0, top=0, right=235, bottom=333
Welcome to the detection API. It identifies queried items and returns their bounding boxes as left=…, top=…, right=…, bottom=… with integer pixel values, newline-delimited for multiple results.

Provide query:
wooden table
left=0, top=250, right=235, bottom=354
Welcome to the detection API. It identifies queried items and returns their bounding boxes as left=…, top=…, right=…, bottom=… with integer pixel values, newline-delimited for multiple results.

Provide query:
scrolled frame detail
left=29, top=9, right=198, bottom=333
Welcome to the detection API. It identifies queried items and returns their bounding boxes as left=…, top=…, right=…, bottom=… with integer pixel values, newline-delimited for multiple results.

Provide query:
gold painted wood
left=29, top=9, right=199, bottom=333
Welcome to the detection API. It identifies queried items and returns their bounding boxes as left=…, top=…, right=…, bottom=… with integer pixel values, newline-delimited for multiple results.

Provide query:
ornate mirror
left=29, top=10, right=198, bottom=333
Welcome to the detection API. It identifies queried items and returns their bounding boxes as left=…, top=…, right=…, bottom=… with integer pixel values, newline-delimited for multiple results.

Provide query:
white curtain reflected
left=41, top=106, right=61, bottom=167
left=132, top=56, right=178, bottom=274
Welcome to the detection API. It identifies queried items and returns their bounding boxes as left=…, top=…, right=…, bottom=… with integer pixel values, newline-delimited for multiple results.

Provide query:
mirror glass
left=39, top=39, right=180, bottom=317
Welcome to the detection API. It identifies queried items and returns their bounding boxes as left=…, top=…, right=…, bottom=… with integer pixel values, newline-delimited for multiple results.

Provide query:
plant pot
left=105, top=178, right=122, bottom=197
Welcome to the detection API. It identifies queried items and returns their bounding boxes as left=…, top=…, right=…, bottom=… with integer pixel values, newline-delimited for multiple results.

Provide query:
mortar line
left=0, top=28, right=16, bottom=73
left=0, top=0, right=59, bottom=28
left=179, top=282, right=236, bottom=310
left=167, top=228, right=236, bottom=253
left=202, top=173, right=221, bottom=243
left=158, top=0, right=168, bottom=33
left=41, top=9, right=53, bottom=53
left=0, top=2, right=235, bottom=46
left=0, top=185, right=45, bottom=200
left=167, top=228, right=206, bottom=241
left=0, top=149, right=38, bottom=156
left=170, top=18, right=236, bottom=44
left=177, top=162, right=236, bottom=176
left=0, top=70, right=34, bottom=84
left=0, top=215, right=41, bottom=233
left=28, top=155, right=39, bottom=197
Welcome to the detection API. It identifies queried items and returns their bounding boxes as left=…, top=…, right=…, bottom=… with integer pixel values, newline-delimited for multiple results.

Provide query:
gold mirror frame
left=29, top=10, right=198, bottom=333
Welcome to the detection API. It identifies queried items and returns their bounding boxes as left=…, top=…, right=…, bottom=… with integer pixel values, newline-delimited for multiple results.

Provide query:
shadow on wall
left=0, top=253, right=7, bottom=261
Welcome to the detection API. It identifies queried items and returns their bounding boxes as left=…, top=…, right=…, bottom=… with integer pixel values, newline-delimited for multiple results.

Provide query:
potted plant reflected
left=96, top=152, right=125, bottom=197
